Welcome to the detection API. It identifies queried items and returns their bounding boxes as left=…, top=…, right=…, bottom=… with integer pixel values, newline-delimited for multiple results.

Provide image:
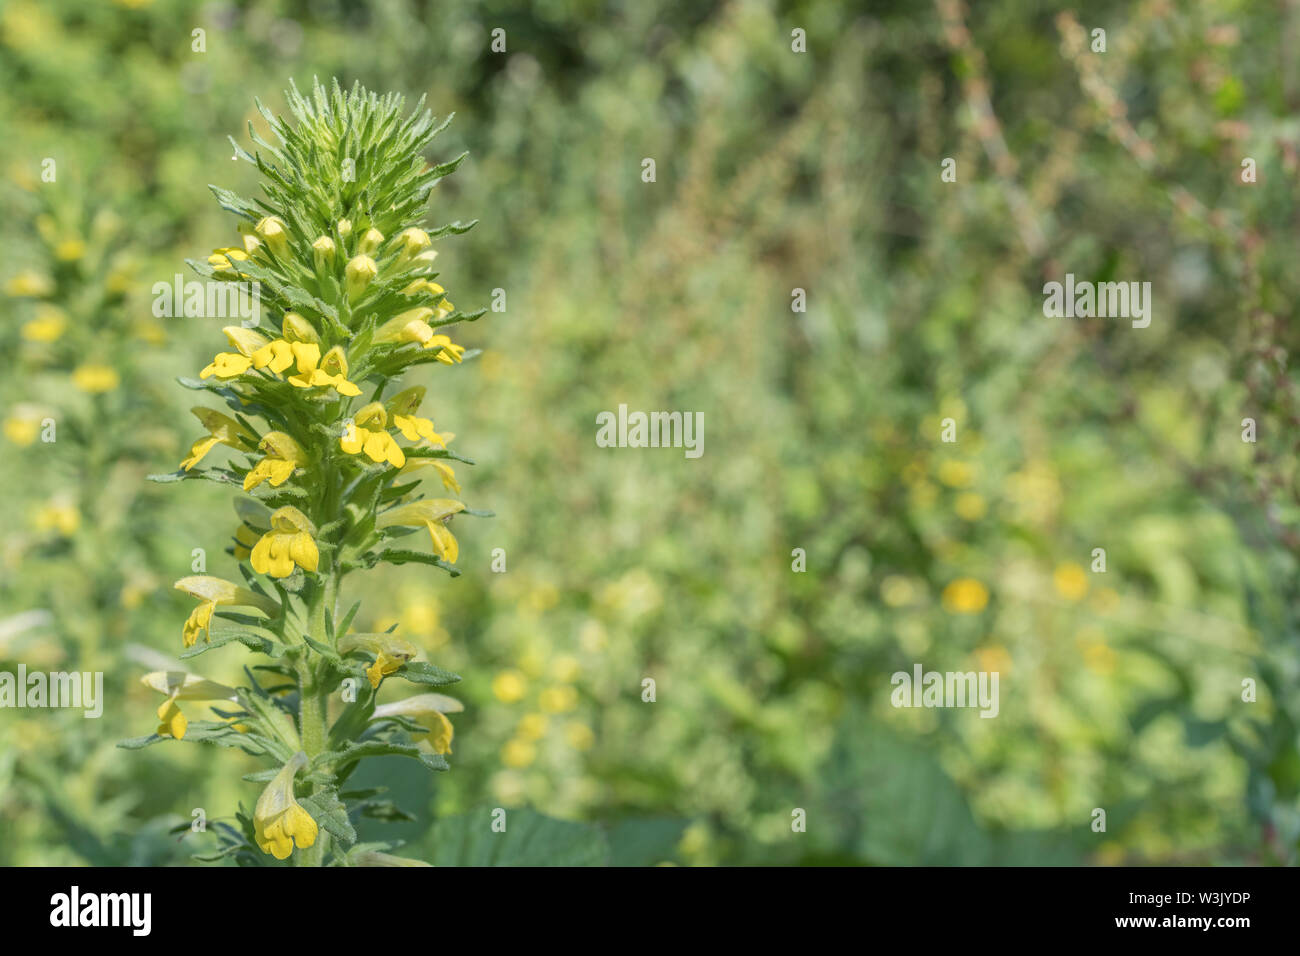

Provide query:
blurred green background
left=2, top=0, right=1299, bottom=865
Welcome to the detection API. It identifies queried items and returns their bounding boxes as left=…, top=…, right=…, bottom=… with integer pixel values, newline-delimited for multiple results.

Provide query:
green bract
left=125, top=78, right=490, bottom=867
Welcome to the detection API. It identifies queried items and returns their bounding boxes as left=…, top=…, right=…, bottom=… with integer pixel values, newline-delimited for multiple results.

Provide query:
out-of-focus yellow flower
left=174, top=574, right=280, bottom=648
left=243, top=431, right=306, bottom=491
left=180, top=406, right=257, bottom=471
left=21, top=305, right=67, bottom=342
left=565, top=721, right=595, bottom=751
left=538, top=684, right=578, bottom=714
left=1090, top=586, right=1120, bottom=614
left=973, top=644, right=1012, bottom=675
left=3, top=408, right=43, bottom=446
left=941, top=578, right=989, bottom=614
left=35, top=499, right=80, bottom=536
left=1053, top=563, right=1089, bottom=602
left=954, top=492, right=987, bottom=521
left=492, top=669, right=527, bottom=703
left=254, top=751, right=318, bottom=860
left=372, top=693, right=463, bottom=754
left=516, top=712, right=548, bottom=741
left=5, top=271, right=53, bottom=297
left=54, top=238, right=85, bottom=261
left=140, top=670, right=238, bottom=740
left=339, top=632, right=419, bottom=687
left=340, top=402, right=406, bottom=468
left=881, top=575, right=919, bottom=608
left=72, top=364, right=120, bottom=393
left=552, top=655, right=581, bottom=683
left=1076, top=631, right=1116, bottom=675
left=937, top=459, right=974, bottom=488
left=250, top=506, right=319, bottom=578
left=501, top=738, right=536, bottom=768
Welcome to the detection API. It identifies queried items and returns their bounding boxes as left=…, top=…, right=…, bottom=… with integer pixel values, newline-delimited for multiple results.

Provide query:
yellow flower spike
left=243, top=431, right=307, bottom=491
left=393, top=227, right=431, bottom=263
left=174, top=575, right=280, bottom=647
left=340, top=402, right=406, bottom=468
left=255, top=216, right=290, bottom=257
left=339, top=633, right=420, bottom=688
left=140, top=671, right=239, bottom=740
left=358, top=227, right=385, bottom=255
left=345, top=255, right=378, bottom=300
left=372, top=693, right=463, bottom=754
left=21, top=305, right=68, bottom=342
left=250, top=506, right=319, bottom=579
left=377, top=499, right=466, bottom=563
left=253, top=751, right=318, bottom=860
left=311, top=235, right=335, bottom=266
left=180, top=407, right=257, bottom=471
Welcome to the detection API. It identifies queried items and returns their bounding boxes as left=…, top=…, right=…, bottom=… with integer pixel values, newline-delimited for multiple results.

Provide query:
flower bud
left=345, top=255, right=378, bottom=300
left=280, top=312, right=320, bottom=344
left=358, top=227, right=385, bottom=255
left=311, top=235, right=336, bottom=267
left=255, top=216, right=289, bottom=257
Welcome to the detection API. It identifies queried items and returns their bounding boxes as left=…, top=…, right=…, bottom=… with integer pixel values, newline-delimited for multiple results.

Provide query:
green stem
left=296, top=584, right=333, bottom=867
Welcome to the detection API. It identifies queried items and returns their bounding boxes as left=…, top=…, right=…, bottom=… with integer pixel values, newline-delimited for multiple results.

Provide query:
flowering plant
left=122, top=79, right=487, bottom=866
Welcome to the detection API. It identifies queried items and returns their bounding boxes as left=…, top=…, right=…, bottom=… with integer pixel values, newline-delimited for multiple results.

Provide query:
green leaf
left=395, top=661, right=461, bottom=687
left=430, top=809, right=609, bottom=866
left=300, top=787, right=357, bottom=850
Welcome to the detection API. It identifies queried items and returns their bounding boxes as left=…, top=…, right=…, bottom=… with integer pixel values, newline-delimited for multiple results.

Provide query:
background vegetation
left=2, top=0, right=1298, bottom=865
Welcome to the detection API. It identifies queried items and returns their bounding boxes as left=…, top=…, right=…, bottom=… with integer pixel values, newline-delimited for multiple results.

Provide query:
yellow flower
left=280, top=312, right=320, bottom=344
left=140, top=670, right=238, bottom=740
left=35, top=499, right=80, bottom=536
left=954, top=492, right=987, bottom=521
left=174, top=574, right=280, bottom=647
left=538, top=685, right=578, bottom=714
left=180, top=406, right=257, bottom=471
left=373, top=309, right=464, bottom=361
left=251, top=338, right=294, bottom=374
left=1053, top=562, right=1089, bottom=602
left=5, top=271, right=54, bottom=297
left=376, top=498, right=466, bottom=563
left=232, top=498, right=271, bottom=560
left=21, top=305, right=67, bottom=342
left=255, top=215, right=290, bottom=258
left=54, top=238, right=86, bottom=261
left=565, top=721, right=595, bottom=751
left=393, top=227, right=431, bottom=262
left=3, top=407, right=44, bottom=446
left=358, top=227, right=385, bottom=254
left=340, top=402, right=406, bottom=468
left=250, top=506, right=319, bottom=578
left=200, top=326, right=271, bottom=380
left=501, top=738, right=536, bottom=768
left=339, top=632, right=419, bottom=687
left=400, top=457, right=460, bottom=494
left=492, top=669, right=527, bottom=703
left=311, top=235, right=335, bottom=266
left=941, top=578, right=989, bottom=614
left=386, top=386, right=451, bottom=446
left=208, top=246, right=250, bottom=276
left=517, top=712, right=548, bottom=741
left=72, top=364, right=120, bottom=393
left=254, top=752, right=319, bottom=860
left=288, top=343, right=361, bottom=396
left=372, top=693, right=463, bottom=754
left=937, top=460, right=974, bottom=488
left=243, top=431, right=306, bottom=491
left=345, top=254, right=378, bottom=300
